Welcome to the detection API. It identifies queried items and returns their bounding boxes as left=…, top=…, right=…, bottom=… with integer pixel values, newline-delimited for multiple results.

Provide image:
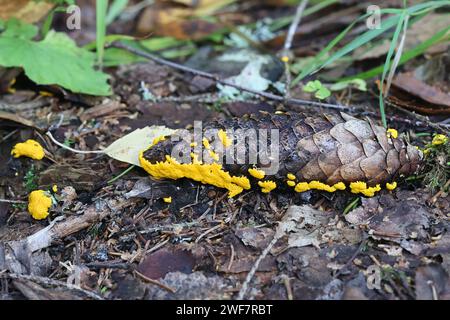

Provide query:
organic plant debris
left=0, top=0, right=449, bottom=302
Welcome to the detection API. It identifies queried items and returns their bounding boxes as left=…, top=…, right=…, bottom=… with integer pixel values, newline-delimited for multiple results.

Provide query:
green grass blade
left=106, top=0, right=129, bottom=25
left=291, top=8, right=404, bottom=86
left=379, top=10, right=407, bottom=128
left=340, top=26, right=450, bottom=81
left=96, top=0, right=108, bottom=68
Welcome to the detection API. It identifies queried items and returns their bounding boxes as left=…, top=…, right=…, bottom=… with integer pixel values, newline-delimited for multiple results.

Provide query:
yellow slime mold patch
left=248, top=168, right=265, bottom=179
left=139, top=153, right=250, bottom=198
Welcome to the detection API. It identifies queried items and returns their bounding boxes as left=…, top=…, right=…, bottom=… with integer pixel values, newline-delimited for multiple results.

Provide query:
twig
left=46, top=131, right=104, bottom=154
left=5, top=272, right=103, bottom=300
left=134, top=270, right=176, bottom=293
left=0, top=199, right=26, bottom=204
left=111, top=42, right=351, bottom=111
left=236, top=232, right=279, bottom=300
left=385, top=101, right=450, bottom=135
left=282, top=0, right=309, bottom=53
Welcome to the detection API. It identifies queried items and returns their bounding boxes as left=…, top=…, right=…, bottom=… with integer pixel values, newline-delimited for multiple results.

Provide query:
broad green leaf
left=0, top=26, right=111, bottom=96
left=1, top=18, right=37, bottom=39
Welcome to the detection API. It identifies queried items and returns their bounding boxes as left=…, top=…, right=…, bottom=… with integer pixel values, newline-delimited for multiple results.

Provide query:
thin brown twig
left=110, top=42, right=351, bottom=111
left=134, top=270, right=176, bottom=293
left=4, top=272, right=103, bottom=300
left=282, top=0, right=309, bottom=53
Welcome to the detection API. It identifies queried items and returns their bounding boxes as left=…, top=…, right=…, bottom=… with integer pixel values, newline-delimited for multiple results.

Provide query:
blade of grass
left=291, top=1, right=449, bottom=86
left=291, top=8, right=403, bottom=86
left=385, top=14, right=409, bottom=97
left=379, top=10, right=407, bottom=128
left=339, top=26, right=450, bottom=81
left=41, top=6, right=67, bottom=37
left=106, top=0, right=129, bottom=25
left=96, top=0, right=109, bottom=68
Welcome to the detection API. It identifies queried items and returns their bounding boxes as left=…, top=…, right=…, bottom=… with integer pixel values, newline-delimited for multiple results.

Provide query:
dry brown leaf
left=0, top=0, right=53, bottom=23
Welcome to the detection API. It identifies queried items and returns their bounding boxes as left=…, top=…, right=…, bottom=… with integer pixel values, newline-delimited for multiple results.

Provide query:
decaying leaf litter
left=0, top=0, right=449, bottom=300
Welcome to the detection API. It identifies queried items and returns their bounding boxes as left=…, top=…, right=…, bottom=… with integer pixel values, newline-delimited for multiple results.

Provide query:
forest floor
left=0, top=0, right=449, bottom=300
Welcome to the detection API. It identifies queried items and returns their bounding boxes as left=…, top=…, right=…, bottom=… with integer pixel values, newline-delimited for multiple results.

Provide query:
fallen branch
left=5, top=272, right=103, bottom=300
left=110, top=42, right=351, bottom=111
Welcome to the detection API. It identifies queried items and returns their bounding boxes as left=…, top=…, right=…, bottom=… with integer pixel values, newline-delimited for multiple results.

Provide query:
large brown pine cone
left=141, top=111, right=422, bottom=194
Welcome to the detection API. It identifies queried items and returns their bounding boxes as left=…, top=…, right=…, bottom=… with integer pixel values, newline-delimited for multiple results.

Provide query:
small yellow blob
left=248, top=168, right=265, bottom=179
left=39, top=91, right=54, bottom=97
left=386, top=182, right=397, bottom=191
left=202, top=138, right=211, bottom=149
left=294, top=182, right=309, bottom=193
left=287, top=180, right=296, bottom=187
left=28, top=190, right=52, bottom=220
left=152, top=135, right=166, bottom=146
left=209, top=150, right=220, bottom=161
left=258, top=180, right=277, bottom=193
left=11, top=139, right=45, bottom=160
left=163, top=197, right=172, bottom=203
left=218, top=129, right=232, bottom=147
left=190, top=142, right=198, bottom=147
left=275, top=110, right=285, bottom=115
left=432, top=134, right=448, bottom=146
left=333, top=182, right=346, bottom=190
left=52, top=185, right=58, bottom=193
left=308, top=180, right=336, bottom=192
left=7, top=78, right=16, bottom=93
left=281, top=56, right=289, bottom=63
left=350, top=181, right=381, bottom=197
left=386, top=128, right=398, bottom=139
left=287, top=173, right=296, bottom=180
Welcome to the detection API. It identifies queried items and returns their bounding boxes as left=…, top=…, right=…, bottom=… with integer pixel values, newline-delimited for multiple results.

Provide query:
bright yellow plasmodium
left=294, top=181, right=347, bottom=193
left=386, top=128, right=398, bottom=139
left=152, top=135, right=166, bottom=146
left=139, top=153, right=250, bottom=198
left=386, top=182, right=397, bottom=191
left=248, top=168, right=265, bottom=179
left=11, top=139, right=45, bottom=160
left=350, top=181, right=381, bottom=197
left=52, top=185, right=58, bottom=193
left=202, top=138, right=211, bottom=149
left=286, top=180, right=296, bottom=187
left=218, top=129, right=232, bottom=147
left=258, top=180, right=276, bottom=193
left=287, top=173, right=296, bottom=180
left=28, top=190, right=52, bottom=220
left=163, top=197, right=172, bottom=203
left=432, top=134, right=448, bottom=146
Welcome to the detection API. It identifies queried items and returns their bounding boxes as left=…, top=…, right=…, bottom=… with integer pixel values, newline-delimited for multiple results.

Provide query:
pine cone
left=140, top=112, right=423, bottom=197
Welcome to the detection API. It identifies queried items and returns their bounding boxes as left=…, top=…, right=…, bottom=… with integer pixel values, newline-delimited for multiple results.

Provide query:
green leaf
left=315, top=86, right=331, bottom=100
left=303, top=80, right=322, bottom=92
left=1, top=18, right=38, bottom=39
left=0, top=27, right=111, bottom=96
left=330, top=79, right=367, bottom=91
left=302, top=80, right=331, bottom=100
left=106, top=0, right=129, bottom=25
